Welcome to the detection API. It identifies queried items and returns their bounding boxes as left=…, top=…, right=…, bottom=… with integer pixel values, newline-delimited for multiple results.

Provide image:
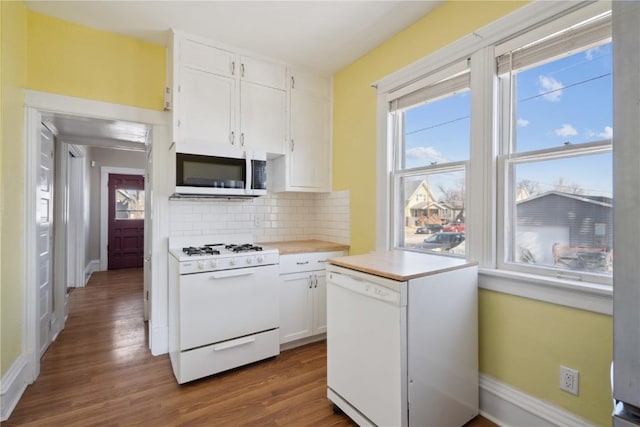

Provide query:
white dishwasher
left=327, top=251, right=478, bottom=427
left=327, top=267, right=407, bottom=427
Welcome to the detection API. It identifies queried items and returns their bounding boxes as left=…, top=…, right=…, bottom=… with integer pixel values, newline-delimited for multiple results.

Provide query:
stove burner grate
left=225, top=243, right=263, bottom=253
left=182, top=246, right=221, bottom=256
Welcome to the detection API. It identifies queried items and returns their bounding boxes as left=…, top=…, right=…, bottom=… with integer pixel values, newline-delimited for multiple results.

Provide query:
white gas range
left=168, top=235, right=280, bottom=384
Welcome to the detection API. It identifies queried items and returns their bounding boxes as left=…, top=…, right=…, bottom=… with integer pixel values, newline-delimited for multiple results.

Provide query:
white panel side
left=407, top=265, right=479, bottom=426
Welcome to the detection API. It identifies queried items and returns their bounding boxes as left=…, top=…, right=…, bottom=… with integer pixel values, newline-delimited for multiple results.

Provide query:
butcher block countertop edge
left=260, top=240, right=350, bottom=255
left=328, top=250, right=478, bottom=282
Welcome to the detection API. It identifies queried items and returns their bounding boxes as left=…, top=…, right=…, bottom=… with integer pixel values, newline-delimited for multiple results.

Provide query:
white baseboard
left=84, top=259, right=101, bottom=286
left=480, top=374, right=597, bottom=427
left=0, top=355, right=32, bottom=422
left=280, top=333, right=326, bottom=352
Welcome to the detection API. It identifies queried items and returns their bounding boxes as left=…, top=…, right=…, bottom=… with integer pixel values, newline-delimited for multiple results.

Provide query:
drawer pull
left=213, top=336, right=256, bottom=351
left=296, top=261, right=309, bottom=265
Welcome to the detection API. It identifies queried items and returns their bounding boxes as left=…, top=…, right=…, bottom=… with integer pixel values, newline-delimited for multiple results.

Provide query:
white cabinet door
left=313, top=271, right=327, bottom=334
left=288, top=70, right=330, bottom=190
left=240, top=55, right=286, bottom=90
left=178, top=67, right=236, bottom=148
left=180, top=38, right=235, bottom=77
left=240, top=81, right=286, bottom=155
left=279, top=272, right=314, bottom=343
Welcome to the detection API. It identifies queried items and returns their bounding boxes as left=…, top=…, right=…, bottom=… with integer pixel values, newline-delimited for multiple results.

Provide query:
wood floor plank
left=4, top=268, right=496, bottom=427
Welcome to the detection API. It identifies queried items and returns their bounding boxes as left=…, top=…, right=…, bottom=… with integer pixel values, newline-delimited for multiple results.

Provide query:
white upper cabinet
left=180, top=38, right=235, bottom=77
left=171, top=32, right=287, bottom=155
left=271, top=69, right=331, bottom=192
left=240, top=55, right=286, bottom=90
left=239, top=56, right=287, bottom=154
left=169, top=31, right=331, bottom=192
left=240, top=81, right=286, bottom=154
left=179, top=67, right=236, bottom=149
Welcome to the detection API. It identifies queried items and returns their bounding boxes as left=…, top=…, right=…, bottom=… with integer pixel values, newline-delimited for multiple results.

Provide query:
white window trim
left=375, top=1, right=614, bottom=314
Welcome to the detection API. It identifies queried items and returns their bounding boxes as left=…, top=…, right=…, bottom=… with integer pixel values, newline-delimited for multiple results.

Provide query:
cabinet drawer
left=174, top=329, right=279, bottom=384
left=181, top=38, right=235, bottom=77
left=279, top=251, right=345, bottom=274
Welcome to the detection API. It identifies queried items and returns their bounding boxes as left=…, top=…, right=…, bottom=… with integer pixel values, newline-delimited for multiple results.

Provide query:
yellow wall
left=0, top=6, right=165, bottom=377
left=480, top=291, right=613, bottom=425
left=332, top=1, right=613, bottom=425
left=1, top=0, right=28, bottom=376
left=27, top=11, right=165, bottom=111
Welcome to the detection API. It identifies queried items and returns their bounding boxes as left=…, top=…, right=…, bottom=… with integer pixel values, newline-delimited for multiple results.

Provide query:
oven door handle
left=210, top=269, right=256, bottom=279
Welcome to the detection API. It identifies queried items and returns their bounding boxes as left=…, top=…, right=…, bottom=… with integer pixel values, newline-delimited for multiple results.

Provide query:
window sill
left=478, top=268, right=613, bottom=315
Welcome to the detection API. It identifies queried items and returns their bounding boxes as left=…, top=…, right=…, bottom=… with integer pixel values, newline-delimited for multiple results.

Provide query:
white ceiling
left=26, top=0, right=441, bottom=146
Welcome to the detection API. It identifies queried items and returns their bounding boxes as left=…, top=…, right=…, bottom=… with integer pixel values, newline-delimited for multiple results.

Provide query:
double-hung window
left=389, top=62, right=470, bottom=256
left=497, top=12, right=613, bottom=284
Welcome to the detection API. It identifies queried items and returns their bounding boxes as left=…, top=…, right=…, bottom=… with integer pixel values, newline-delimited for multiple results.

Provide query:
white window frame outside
left=374, top=0, right=614, bottom=315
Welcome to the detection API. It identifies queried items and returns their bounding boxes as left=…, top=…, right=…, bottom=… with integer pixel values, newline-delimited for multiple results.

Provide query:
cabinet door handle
left=309, top=276, right=313, bottom=289
left=314, top=275, right=318, bottom=288
left=230, top=131, right=235, bottom=145
left=291, top=76, right=295, bottom=89
left=241, top=63, right=245, bottom=77
left=231, top=61, right=235, bottom=76
left=290, top=139, right=295, bottom=152
left=240, top=133, right=245, bottom=147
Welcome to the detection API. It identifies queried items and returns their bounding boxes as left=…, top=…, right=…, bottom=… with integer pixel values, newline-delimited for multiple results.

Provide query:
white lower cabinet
left=278, top=251, right=344, bottom=345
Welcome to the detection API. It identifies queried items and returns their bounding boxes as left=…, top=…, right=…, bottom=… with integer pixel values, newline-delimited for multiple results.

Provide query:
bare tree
left=553, top=177, right=584, bottom=195
left=517, top=179, right=540, bottom=196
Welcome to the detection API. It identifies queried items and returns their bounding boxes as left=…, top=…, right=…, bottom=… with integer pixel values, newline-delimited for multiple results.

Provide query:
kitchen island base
left=327, top=252, right=478, bottom=427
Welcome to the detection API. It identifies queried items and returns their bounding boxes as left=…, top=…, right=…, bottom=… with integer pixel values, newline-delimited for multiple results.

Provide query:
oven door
left=179, top=265, right=279, bottom=350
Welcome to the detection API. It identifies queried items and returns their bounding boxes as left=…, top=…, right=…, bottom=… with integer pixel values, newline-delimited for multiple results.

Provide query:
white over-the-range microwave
left=173, top=144, right=267, bottom=198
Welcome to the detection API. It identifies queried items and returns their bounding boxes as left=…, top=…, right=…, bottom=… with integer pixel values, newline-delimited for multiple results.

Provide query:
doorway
left=24, top=91, right=170, bottom=382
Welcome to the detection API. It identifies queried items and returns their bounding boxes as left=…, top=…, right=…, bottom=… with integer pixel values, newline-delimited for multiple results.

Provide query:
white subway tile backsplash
left=169, top=190, right=350, bottom=245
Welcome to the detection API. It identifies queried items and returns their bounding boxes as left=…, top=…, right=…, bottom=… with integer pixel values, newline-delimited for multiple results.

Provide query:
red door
left=108, top=174, right=145, bottom=270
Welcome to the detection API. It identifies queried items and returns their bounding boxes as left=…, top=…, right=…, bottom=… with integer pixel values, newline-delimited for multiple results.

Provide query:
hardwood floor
left=5, top=268, right=496, bottom=426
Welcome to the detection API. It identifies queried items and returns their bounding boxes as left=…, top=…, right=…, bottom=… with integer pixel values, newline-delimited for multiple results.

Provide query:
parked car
left=414, top=232, right=465, bottom=251
left=442, top=222, right=465, bottom=232
left=415, top=224, right=443, bottom=234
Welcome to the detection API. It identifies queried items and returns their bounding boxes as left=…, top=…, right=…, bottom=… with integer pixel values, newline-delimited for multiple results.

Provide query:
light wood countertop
left=328, top=250, right=478, bottom=281
left=260, top=240, right=350, bottom=255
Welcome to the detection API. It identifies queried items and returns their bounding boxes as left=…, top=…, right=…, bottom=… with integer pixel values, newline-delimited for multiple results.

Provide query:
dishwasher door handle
left=328, top=273, right=401, bottom=305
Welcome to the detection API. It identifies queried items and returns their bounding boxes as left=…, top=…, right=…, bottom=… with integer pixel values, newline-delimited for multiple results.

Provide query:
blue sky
left=402, top=42, right=613, bottom=199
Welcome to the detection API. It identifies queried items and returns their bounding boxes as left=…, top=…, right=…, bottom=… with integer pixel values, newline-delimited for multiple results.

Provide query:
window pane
left=403, top=91, right=470, bottom=168
left=115, top=189, right=145, bottom=220
left=512, top=152, right=612, bottom=274
left=514, top=42, right=612, bottom=152
left=401, top=171, right=465, bottom=255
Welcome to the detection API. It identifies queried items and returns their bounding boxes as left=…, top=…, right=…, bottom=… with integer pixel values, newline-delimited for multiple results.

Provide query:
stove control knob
left=209, top=259, right=217, bottom=268
left=197, top=261, right=205, bottom=270
left=257, top=255, right=264, bottom=264
left=229, top=258, right=236, bottom=266
left=246, top=257, right=253, bottom=265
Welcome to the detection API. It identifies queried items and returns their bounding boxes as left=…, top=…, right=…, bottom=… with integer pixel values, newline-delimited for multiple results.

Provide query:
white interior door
left=37, top=124, right=55, bottom=357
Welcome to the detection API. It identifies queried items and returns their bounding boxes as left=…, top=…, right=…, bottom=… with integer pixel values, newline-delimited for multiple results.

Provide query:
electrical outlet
left=560, top=365, right=579, bottom=395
